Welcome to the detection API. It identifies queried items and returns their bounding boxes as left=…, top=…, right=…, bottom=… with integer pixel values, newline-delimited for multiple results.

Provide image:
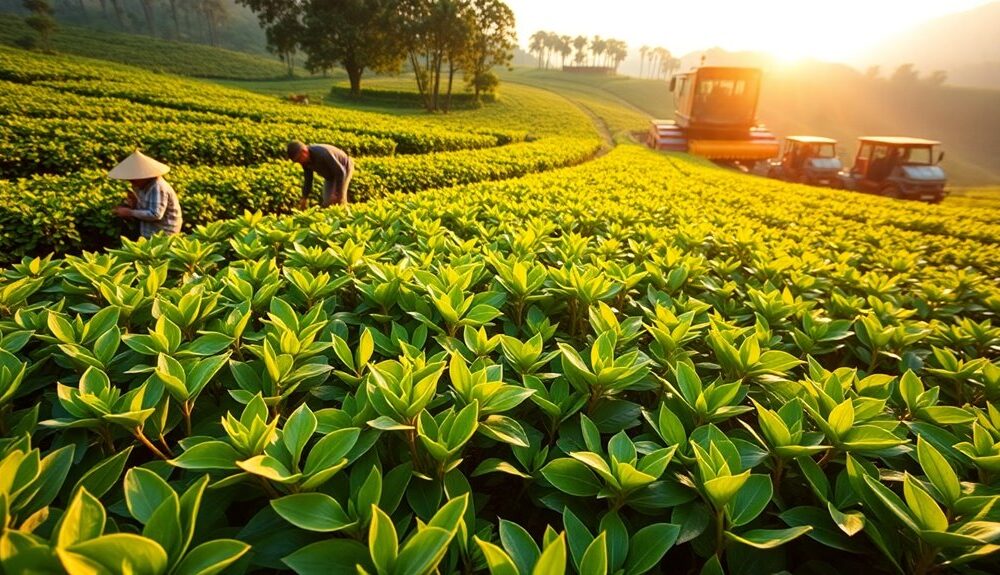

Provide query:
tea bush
left=0, top=145, right=998, bottom=574
left=0, top=117, right=398, bottom=177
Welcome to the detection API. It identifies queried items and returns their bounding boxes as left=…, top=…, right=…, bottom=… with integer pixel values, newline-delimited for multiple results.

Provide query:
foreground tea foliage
left=0, top=145, right=998, bottom=574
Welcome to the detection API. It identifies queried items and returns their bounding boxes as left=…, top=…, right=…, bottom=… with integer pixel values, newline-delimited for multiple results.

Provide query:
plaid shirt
left=132, top=177, right=182, bottom=238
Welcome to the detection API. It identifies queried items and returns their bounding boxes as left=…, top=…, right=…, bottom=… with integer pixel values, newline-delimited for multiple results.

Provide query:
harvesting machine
left=648, top=66, right=779, bottom=166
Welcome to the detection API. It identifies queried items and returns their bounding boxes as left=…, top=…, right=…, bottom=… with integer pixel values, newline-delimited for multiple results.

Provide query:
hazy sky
left=505, top=0, right=996, bottom=62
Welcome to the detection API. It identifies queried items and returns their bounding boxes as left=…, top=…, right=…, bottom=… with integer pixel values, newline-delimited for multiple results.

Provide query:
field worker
left=287, top=141, right=354, bottom=208
left=109, top=151, right=183, bottom=238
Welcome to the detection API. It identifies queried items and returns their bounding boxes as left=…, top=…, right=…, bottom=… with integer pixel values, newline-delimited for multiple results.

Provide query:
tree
left=461, top=0, right=516, bottom=101
left=925, top=70, right=947, bottom=87
left=590, top=35, right=604, bottom=67
left=400, top=0, right=469, bottom=111
left=865, top=65, right=881, bottom=80
left=138, top=0, right=157, bottom=36
left=199, top=0, right=229, bottom=46
left=164, top=0, right=182, bottom=39
left=607, top=39, right=627, bottom=73
left=266, top=11, right=304, bottom=76
left=572, top=35, right=587, bottom=65
left=652, top=47, right=672, bottom=79
left=529, top=30, right=545, bottom=69
left=557, top=34, right=571, bottom=69
left=542, top=31, right=556, bottom=69
left=890, top=63, right=919, bottom=85
left=22, top=0, right=56, bottom=51
left=107, top=0, right=125, bottom=28
left=639, top=45, right=649, bottom=77
left=235, top=0, right=302, bottom=74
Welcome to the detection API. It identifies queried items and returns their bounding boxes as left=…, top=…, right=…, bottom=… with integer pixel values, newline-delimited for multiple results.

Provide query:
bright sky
left=505, top=0, right=996, bottom=63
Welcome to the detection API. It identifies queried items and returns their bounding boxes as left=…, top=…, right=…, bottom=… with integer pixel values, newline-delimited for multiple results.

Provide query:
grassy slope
left=0, top=14, right=287, bottom=79
left=221, top=75, right=600, bottom=140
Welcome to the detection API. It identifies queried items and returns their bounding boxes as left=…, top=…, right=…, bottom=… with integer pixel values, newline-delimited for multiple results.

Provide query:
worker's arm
left=127, top=184, right=168, bottom=221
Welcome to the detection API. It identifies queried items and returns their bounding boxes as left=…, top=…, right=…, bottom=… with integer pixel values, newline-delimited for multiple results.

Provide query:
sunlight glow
left=506, top=0, right=996, bottom=64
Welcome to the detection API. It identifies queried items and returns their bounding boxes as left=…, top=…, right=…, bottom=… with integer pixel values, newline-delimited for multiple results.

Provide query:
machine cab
left=849, top=137, right=944, bottom=183
left=841, top=137, right=948, bottom=202
left=670, top=67, right=763, bottom=132
left=770, top=136, right=841, bottom=184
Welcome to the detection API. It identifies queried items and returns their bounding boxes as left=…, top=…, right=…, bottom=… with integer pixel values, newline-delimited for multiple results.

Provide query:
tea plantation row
left=0, top=144, right=998, bottom=575
left=0, top=137, right=599, bottom=257
left=0, top=47, right=602, bottom=262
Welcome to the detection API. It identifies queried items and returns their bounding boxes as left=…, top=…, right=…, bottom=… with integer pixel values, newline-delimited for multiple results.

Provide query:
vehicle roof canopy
left=858, top=136, right=941, bottom=146
left=675, top=66, right=762, bottom=78
left=787, top=136, right=837, bottom=144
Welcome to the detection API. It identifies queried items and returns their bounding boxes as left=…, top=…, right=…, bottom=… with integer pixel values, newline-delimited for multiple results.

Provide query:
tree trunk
left=140, top=0, right=155, bottom=36
left=167, top=0, right=179, bottom=39
left=430, top=50, right=442, bottom=111
left=109, top=0, right=124, bottom=28
left=410, top=51, right=431, bottom=110
left=76, top=0, right=88, bottom=21
left=345, top=62, right=363, bottom=96
left=444, top=59, right=455, bottom=113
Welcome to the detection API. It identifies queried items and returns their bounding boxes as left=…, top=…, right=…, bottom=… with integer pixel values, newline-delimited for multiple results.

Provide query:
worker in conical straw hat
left=109, top=151, right=183, bottom=238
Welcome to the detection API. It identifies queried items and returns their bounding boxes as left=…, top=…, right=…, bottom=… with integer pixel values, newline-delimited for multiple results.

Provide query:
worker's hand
left=112, top=206, right=132, bottom=218
left=298, top=197, right=309, bottom=210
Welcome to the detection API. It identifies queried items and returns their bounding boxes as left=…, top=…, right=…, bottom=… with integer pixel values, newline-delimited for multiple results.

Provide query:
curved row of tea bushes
left=0, top=137, right=601, bottom=259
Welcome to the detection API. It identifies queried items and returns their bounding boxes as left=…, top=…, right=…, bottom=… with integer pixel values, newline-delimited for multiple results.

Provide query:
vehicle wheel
left=881, top=185, right=903, bottom=199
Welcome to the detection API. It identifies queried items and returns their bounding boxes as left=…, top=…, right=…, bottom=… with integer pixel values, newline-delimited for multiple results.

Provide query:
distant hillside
left=0, top=14, right=286, bottom=79
left=515, top=61, right=1000, bottom=185
left=0, top=0, right=271, bottom=56
left=760, top=62, right=1000, bottom=185
left=859, top=1, right=1000, bottom=89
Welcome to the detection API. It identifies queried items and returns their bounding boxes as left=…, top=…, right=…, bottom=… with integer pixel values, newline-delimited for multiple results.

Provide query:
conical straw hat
left=108, top=150, right=170, bottom=180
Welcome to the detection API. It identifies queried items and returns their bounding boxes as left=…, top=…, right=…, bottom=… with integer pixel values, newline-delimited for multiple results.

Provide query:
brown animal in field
left=287, top=94, right=310, bottom=105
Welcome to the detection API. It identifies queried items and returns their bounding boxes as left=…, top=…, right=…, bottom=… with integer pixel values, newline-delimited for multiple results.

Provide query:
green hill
left=0, top=14, right=287, bottom=79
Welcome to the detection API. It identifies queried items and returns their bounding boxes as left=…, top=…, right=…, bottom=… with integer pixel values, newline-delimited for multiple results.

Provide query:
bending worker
left=287, top=141, right=355, bottom=208
left=109, top=150, right=183, bottom=238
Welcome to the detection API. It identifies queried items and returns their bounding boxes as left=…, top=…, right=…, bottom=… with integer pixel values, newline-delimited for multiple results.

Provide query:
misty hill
left=0, top=0, right=271, bottom=56
left=0, top=15, right=286, bottom=79
left=759, top=62, right=1000, bottom=185
left=860, top=1, right=1000, bottom=89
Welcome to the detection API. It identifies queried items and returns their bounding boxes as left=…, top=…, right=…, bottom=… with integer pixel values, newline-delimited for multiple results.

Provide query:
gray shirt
left=301, top=144, right=351, bottom=198
left=132, top=177, right=182, bottom=238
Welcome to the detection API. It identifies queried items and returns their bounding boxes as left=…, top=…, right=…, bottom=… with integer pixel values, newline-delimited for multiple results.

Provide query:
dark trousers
left=321, top=158, right=354, bottom=207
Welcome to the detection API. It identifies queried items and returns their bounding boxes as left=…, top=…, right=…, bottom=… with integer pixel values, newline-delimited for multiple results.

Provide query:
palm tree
left=529, top=31, right=546, bottom=69
left=639, top=45, right=649, bottom=78
left=661, top=55, right=680, bottom=79
left=652, top=47, right=669, bottom=79
left=573, top=35, right=587, bottom=66
left=558, top=35, right=572, bottom=69
left=591, top=36, right=605, bottom=67
left=607, top=40, right=627, bottom=73
left=657, top=48, right=674, bottom=79
left=543, top=31, right=558, bottom=69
